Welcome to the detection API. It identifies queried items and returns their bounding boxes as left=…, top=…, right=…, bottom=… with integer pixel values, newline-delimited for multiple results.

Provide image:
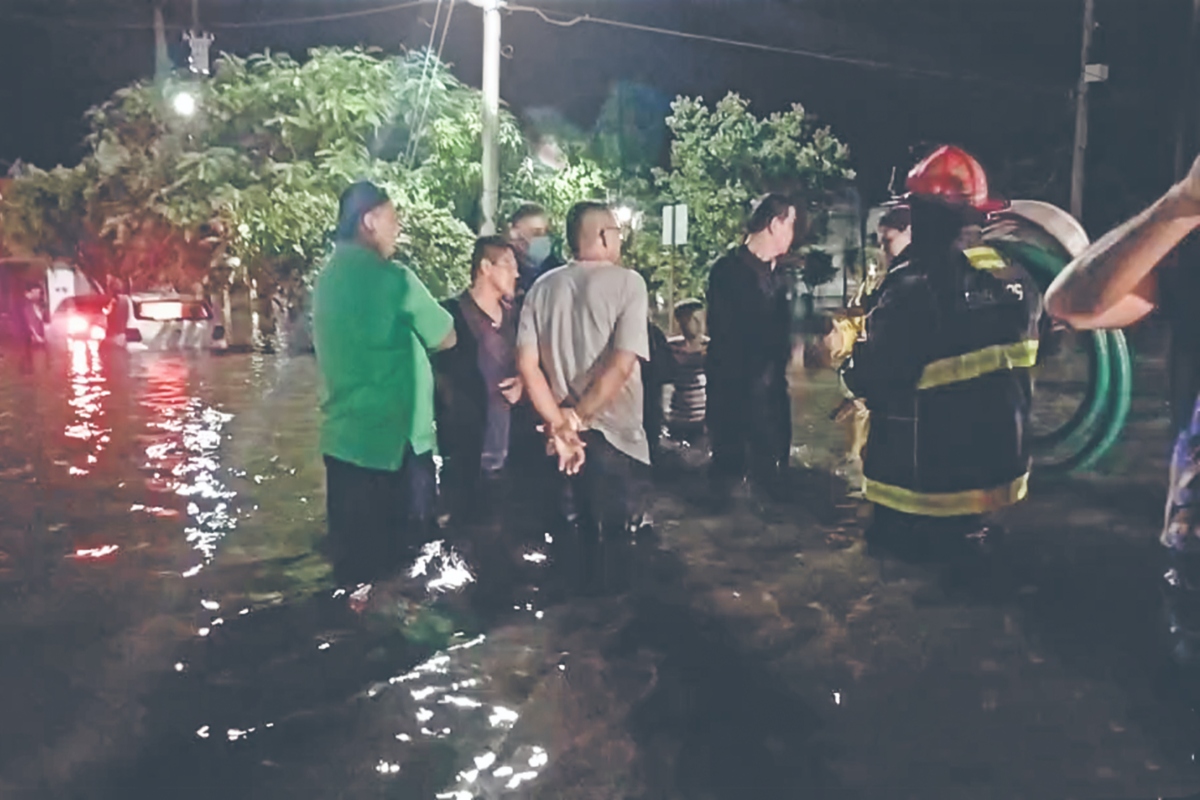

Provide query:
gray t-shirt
left=517, top=260, right=651, bottom=464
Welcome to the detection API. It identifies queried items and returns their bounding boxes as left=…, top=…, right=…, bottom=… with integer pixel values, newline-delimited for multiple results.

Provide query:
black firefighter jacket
left=841, top=245, right=1042, bottom=517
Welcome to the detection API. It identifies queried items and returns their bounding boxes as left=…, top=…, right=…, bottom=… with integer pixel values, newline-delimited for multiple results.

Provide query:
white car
left=113, top=293, right=218, bottom=351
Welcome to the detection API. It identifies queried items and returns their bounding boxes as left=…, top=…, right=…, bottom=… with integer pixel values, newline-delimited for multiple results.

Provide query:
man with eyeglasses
left=517, top=201, right=651, bottom=594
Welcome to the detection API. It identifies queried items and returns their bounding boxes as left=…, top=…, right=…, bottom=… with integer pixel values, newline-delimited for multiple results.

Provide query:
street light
left=172, top=90, right=197, bottom=117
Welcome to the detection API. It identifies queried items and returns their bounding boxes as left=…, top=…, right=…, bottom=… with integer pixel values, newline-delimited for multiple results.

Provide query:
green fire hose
left=987, top=238, right=1133, bottom=475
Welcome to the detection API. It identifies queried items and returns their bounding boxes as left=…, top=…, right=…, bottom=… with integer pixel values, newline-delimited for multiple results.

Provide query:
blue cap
left=335, top=181, right=390, bottom=240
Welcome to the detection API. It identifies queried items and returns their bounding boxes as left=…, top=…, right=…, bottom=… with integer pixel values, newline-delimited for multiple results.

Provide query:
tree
left=0, top=48, right=546, bottom=297
left=629, top=93, right=855, bottom=305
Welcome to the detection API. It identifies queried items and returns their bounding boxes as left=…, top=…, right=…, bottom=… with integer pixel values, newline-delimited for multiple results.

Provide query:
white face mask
left=527, top=236, right=552, bottom=267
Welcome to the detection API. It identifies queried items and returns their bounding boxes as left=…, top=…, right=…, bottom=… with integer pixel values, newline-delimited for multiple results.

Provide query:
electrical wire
left=2, top=0, right=431, bottom=31
left=7, top=0, right=1069, bottom=93
left=407, top=0, right=458, bottom=167
left=405, top=0, right=446, bottom=166
left=507, top=3, right=1069, bottom=94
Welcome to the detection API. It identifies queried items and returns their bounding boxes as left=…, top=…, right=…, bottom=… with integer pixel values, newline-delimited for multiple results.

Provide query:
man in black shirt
left=435, top=236, right=538, bottom=525
left=706, top=194, right=799, bottom=500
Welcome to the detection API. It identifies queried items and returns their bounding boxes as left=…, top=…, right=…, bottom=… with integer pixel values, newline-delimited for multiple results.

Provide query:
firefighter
left=840, top=145, right=1042, bottom=560
left=828, top=204, right=913, bottom=489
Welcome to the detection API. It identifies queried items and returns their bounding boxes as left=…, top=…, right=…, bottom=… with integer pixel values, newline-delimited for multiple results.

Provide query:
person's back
left=522, top=261, right=650, bottom=464
left=311, top=182, right=454, bottom=586
left=315, top=245, right=446, bottom=467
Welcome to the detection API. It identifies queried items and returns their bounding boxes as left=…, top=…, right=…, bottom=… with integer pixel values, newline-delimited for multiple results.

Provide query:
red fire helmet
left=905, top=145, right=1007, bottom=213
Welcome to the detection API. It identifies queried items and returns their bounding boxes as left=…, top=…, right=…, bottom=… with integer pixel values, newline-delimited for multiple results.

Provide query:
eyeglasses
left=600, top=226, right=625, bottom=244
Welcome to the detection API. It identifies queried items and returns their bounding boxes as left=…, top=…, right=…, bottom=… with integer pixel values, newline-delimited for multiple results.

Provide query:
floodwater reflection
left=136, top=356, right=236, bottom=575
left=5, top=340, right=1200, bottom=799
left=63, top=338, right=110, bottom=476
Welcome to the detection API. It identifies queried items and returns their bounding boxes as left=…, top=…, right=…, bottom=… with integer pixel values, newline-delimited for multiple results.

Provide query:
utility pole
left=471, top=0, right=504, bottom=235
left=1176, top=0, right=1200, bottom=180
left=1070, top=0, right=1096, bottom=222
left=154, top=4, right=170, bottom=79
left=184, top=0, right=214, bottom=75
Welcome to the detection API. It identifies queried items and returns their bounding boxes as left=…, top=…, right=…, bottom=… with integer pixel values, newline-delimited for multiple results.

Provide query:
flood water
left=2, top=330, right=1200, bottom=799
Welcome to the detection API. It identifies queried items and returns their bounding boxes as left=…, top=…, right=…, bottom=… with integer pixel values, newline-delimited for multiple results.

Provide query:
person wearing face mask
left=313, top=181, right=457, bottom=587
left=706, top=193, right=802, bottom=504
left=507, top=203, right=563, bottom=296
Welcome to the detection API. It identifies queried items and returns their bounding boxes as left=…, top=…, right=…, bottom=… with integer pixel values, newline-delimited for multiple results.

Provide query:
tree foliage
left=2, top=53, right=855, bottom=311
left=629, top=93, right=854, bottom=303
left=2, top=48, right=554, bottom=296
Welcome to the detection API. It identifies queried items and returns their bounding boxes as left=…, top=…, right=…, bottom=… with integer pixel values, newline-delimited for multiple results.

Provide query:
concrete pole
left=154, top=5, right=170, bottom=78
left=479, top=0, right=502, bottom=234
left=1069, top=0, right=1095, bottom=222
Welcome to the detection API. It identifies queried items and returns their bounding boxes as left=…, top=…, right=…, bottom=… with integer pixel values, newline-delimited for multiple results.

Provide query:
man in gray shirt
left=517, top=201, right=650, bottom=593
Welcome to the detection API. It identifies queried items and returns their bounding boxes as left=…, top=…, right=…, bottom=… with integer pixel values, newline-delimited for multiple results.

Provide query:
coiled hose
left=987, top=239, right=1133, bottom=475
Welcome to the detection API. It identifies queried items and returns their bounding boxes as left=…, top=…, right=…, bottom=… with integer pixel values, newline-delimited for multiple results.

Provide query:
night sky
left=0, top=0, right=1193, bottom=231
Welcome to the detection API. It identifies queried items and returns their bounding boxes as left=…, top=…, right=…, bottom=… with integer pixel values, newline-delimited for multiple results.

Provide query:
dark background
left=0, top=0, right=1193, bottom=231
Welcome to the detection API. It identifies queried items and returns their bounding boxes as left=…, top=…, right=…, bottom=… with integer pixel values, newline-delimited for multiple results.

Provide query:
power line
left=2, top=1, right=431, bottom=31
left=507, top=4, right=1068, bottom=94
left=405, top=0, right=448, bottom=165
left=4, top=0, right=1068, bottom=94
left=408, top=0, right=458, bottom=166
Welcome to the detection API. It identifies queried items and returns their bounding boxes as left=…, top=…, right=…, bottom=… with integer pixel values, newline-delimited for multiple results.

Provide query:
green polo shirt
left=313, top=242, right=454, bottom=471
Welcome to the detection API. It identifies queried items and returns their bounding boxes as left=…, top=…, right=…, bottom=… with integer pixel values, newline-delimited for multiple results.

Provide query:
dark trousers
left=558, top=431, right=650, bottom=594
left=709, top=377, right=791, bottom=490
left=323, top=450, right=436, bottom=586
left=18, top=336, right=44, bottom=375
left=866, top=504, right=983, bottom=561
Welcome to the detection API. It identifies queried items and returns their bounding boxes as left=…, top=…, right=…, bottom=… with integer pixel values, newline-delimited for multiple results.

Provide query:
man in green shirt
left=313, top=181, right=456, bottom=585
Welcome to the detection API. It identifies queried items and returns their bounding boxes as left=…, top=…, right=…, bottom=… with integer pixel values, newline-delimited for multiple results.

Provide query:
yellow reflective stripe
left=963, top=246, right=1007, bottom=271
left=917, top=340, right=1038, bottom=391
left=863, top=473, right=1029, bottom=517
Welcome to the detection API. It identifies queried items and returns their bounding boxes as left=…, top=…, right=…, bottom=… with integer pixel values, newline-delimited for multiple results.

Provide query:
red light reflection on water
left=138, top=357, right=236, bottom=576
left=64, top=339, right=111, bottom=476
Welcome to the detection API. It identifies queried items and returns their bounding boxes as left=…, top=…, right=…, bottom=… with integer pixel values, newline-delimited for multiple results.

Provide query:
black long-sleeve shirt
left=705, top=245, right=791, bottom=397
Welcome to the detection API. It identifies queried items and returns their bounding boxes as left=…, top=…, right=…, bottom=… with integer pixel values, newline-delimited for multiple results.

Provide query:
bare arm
left=517, top=343, right=584, bottom=474
left=1046, top=158, right=1200, bottom=329
left=574, top=349, right=640, bottom=425
left=436, top=328, right=457, bottom=351
left=517, top=344, right=566, bottom=431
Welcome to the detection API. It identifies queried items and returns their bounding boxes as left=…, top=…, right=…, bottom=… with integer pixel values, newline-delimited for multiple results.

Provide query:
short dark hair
left=565, top=201, right=609, bottom=258
left=746, top=193, right=797, bottom=235
left=509, top=203, right=547, bottom=229
left=335, top=181, right=390, bottom=241
left=470, top=235, right=514, bottom=282
left=673, top=298, right=704, bottom=321
left=878, top=204, right=911, bottom=232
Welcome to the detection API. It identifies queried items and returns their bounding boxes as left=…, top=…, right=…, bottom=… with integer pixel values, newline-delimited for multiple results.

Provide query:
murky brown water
left=0, top=329, right=1198, bottom=799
